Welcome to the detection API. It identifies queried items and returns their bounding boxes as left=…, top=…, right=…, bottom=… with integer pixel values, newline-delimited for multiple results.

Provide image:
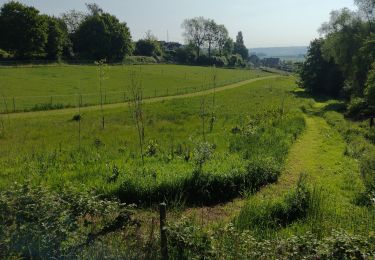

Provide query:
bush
left=0, top=49, right=10, bottom=59
left=123, top=56, right=157, bottom=64
left=211, top=56, right=228, bottom=67
left=0, top=182, right=133, bottom=259
left=166, top=222, right=375, bottom=259
left=167, top=219, right=214, bottom=259
left=228, top=54, right=245, bottom=67
left=347, top=97, right=368, bottom=118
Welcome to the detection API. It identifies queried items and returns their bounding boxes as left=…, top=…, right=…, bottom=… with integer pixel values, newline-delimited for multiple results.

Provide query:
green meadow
left=1, top=65, right=374, bottom=259
left=0, top=64, right=269, bottom=112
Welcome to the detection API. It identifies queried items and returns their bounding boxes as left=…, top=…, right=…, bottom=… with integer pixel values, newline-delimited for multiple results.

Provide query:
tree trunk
left=208, top=43, right=211, bottom=59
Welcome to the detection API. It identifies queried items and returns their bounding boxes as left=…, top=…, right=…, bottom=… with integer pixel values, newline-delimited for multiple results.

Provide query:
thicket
left=166, top=221, right=375, bottom=259
left=299, top=0, right=375, bottom=121
left=0, top=182, right=134, bottom=259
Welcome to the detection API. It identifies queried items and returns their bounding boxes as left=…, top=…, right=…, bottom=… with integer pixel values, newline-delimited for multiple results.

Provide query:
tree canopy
left=0, top=1, right=47, bottom=58
left=73, top=7, right=132, bottom=61
left=233, top=31, right=249, bottom=60
left=299, top=0, right=375, bottom=118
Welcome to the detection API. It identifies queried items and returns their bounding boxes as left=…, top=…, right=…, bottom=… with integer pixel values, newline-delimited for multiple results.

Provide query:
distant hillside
left=249, top=46, right=307, bottom=60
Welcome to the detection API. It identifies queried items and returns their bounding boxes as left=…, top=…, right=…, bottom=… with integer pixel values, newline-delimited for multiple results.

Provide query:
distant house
left=262, top=57, right=280, bottom=68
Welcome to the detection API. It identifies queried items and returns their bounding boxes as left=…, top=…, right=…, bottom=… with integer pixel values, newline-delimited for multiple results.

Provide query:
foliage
left=193, top=141, right=214, bottom=172
left=347, top=97, right=368, bottom=117
left=44, top=16, right=69, bottom=60
left=228, top=54, right=245, bottom=67
left=365, top=62, right=375, bottom=108
left=211, top=55, right=228, bottom=67
left=123, top=55, right=157, bottom=64
left=182, top=16, right=207, bottom=58
left=0, top=182, right=133, bottom=259
left=233, top=31, right=249, bottom=60
left=0, top=49, right=10, bottom=59
left=166, top=221, right=375, bottom=259
left=135, top=39, right=163, bottom=57
left=181, top=16, right=236, bottom=64
left=0, top=1, right=47, bottom=58
left=299, top=38, right=344, bottom=97
left=167, top=219, right=214, bottom=259
left=73, top=7, right=132, bottom=61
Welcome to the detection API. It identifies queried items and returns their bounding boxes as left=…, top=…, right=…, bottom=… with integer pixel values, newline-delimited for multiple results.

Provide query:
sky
left=0, top=0, right=356, bottom=48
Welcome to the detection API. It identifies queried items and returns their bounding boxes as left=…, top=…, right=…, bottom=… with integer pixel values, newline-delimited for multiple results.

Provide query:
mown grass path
left=8, top=75, right=282, bottom=119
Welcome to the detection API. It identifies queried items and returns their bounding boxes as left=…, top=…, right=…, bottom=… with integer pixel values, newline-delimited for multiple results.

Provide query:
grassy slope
left=0, top=77, right=308, bottom=203
left=236, top=101, right=375, bottom=237
left=0, top=64, right=270, bottom=111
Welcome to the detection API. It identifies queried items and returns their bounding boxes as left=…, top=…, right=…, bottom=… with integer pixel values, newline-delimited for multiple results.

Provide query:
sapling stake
left=200, top=97, right=207, bottom=141
left=96, top=59, right=107, bottom=130
left=209, top=65, right=217, bottom=133
left=128, top=71, right=145, bottom=166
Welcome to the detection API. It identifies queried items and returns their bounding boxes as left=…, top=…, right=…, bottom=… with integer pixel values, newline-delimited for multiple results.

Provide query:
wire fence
left=0, top=75, right=263, bottom=114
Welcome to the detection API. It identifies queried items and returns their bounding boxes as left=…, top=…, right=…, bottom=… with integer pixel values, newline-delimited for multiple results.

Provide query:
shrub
left=193, top=141, right=214, bottom=173
left=145, top=139, right=158, bottom=157
left=0, top=182, right=133, bottom=259
left=167, top=222, right=375, bottom=259
left=228, top=54, right=245, bottom=67
left=211, top=56, right=228, bottom=67
left=167, top=219, right=214, bottom=259
left=0, top=49, right=10, bottom=59
left=29, top=103, right=65, bottom=111
left=123, top=56, right=157, bottom=64
left=347, top=97, right=368, bottom=118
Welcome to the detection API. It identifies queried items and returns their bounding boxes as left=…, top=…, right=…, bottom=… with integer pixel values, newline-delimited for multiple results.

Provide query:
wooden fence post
left=159, top=202, right=168, bottom=260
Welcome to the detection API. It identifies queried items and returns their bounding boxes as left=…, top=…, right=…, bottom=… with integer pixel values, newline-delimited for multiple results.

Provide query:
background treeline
left=299, top=0, right=375, bottom=120
left=0, top=1, right=249, bottom=67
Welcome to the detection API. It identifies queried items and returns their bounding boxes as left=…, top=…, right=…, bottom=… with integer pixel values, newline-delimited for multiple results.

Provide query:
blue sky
left=0, top=0, right=356, bottom=47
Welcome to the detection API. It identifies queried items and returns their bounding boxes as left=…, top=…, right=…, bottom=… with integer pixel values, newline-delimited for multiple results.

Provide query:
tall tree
left=233, top=31, right=248, bottom=60
left=44, top=16, right=69, bottom=60
left=355, top=0, right=375, bottom=31
left=0, top=1, right=47, bottom=58
left=182, top=17, right=207, bottom=58
left=74, top=5, right=132, bottom=61
left=61, top=10, right=86, bottom=34
left=320, top=8, right=369, bottom=96
left=216, top=25, right=229, bottom=56
left=299, top=39, right=344, bottom=97
left=204, top=19, right=218, bottom=59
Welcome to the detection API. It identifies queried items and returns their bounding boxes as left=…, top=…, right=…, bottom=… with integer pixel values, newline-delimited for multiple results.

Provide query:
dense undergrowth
left=166, top=221, right=375, bottom=259
left=0, top=182, right=134, bottom=259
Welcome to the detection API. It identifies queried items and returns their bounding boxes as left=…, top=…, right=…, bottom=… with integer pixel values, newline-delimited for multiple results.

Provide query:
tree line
left=299, top=0, right=375, bottom=119
left=0, top=2, right=249, bottom=67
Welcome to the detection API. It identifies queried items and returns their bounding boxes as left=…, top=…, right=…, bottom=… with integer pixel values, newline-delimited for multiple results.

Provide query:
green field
left=1, top=65, right=374, bottom=259
left=0, top=64, right=270, bottom=112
